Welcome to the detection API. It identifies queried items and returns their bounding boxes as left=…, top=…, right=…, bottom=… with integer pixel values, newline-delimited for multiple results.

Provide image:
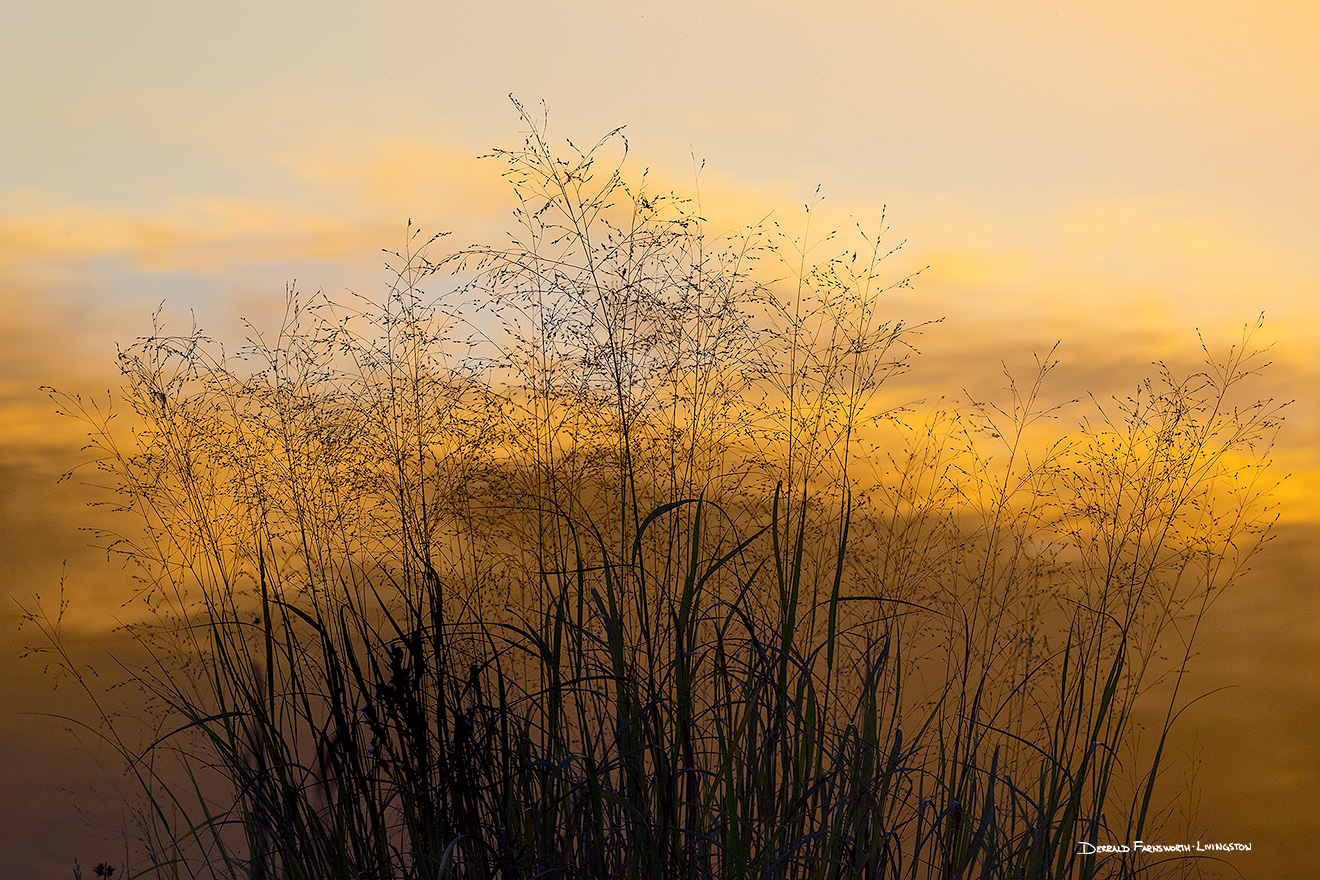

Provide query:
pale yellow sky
left=2, top=2, right=1317, bottom=876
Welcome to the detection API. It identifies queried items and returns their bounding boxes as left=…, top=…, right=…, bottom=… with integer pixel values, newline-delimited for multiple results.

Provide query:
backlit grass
left=29, top=106, right=1281, bottom=880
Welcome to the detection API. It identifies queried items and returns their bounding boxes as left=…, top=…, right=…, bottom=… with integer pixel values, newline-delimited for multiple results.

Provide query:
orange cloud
left=3, top=144, right=1316, bottom=527
left=0, top=201, right=393, bottom=274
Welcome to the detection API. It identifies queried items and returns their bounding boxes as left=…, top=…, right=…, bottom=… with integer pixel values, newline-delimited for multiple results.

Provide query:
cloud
left=274, top=138, right=509, bottom=224
left=0, top=201, right=394, bottom=274
left=2, top=140, right=1316, bottom=522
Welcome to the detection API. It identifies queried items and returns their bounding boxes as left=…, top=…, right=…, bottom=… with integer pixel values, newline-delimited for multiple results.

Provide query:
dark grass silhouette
left=27, top=104, right=1282, bottom=879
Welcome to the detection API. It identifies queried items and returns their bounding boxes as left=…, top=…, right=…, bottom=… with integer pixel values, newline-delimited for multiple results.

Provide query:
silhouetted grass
left=28, top=103, right=1281, bottom=880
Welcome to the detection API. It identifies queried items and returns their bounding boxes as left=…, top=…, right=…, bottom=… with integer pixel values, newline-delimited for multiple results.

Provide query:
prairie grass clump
left=32, top=106, right=1281, bottom=880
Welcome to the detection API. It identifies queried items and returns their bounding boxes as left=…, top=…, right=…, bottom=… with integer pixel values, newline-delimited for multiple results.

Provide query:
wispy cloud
left=3, top=139, right=1315, bottom=529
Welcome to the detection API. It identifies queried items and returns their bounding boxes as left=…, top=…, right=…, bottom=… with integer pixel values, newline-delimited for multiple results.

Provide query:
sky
left=2, top=1, right=1317, bottom=876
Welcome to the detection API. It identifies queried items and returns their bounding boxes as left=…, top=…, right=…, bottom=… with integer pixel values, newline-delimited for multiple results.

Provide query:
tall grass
left=31, top=106, right=1281, bottom=880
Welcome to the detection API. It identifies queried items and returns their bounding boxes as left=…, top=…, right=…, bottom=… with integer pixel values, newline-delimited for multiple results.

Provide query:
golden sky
left=2, top=2, right=1317, bottom=876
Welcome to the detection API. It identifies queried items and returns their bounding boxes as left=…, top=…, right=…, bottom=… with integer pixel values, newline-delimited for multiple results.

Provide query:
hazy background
left=2, top=2, right=1317, bottom=876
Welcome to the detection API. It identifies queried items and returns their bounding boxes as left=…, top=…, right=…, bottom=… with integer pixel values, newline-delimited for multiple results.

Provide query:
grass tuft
left=28, top=105, right=1282, bottom=880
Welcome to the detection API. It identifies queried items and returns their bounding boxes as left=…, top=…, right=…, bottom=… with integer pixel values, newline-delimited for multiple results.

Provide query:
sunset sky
left=2, top=2, right=1317, bottom=876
